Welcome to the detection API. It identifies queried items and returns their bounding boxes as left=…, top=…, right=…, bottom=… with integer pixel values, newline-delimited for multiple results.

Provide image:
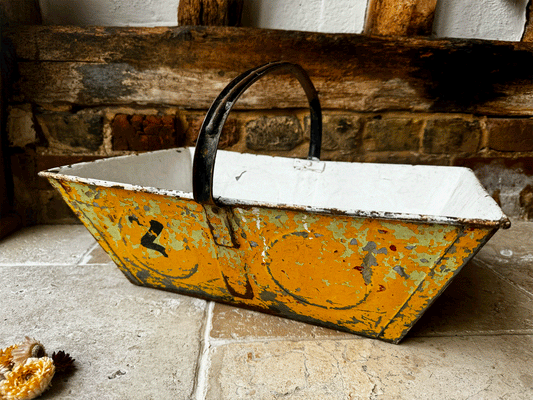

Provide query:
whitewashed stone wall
left=38, top=0, right=530, bottom=41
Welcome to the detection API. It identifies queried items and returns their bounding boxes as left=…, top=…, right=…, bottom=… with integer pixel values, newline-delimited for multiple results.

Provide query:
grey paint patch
left=363, top=241, right=377, bottom=252
left=350, top=238, right=358, bottom=245
left=161, top=277, right=176, bottom=289
left=259, top=290, right=278, bottom=302
left=393, top=265, right=410, bottom=279
left=361, top=241, right=379, bottom=285
left=136, top=269, right=150, bottom=282
left=362, top=256, right=378, bottom=285
left=250, top=241, right=258, bottom=247
left=292, top=231, right=309, bottom=238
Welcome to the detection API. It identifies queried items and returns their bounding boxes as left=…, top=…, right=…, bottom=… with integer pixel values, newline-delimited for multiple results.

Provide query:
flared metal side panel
left=49, top=178, right=492, bottom=342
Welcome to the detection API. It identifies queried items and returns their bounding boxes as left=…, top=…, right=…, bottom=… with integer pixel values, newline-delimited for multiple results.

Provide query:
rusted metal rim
left=192, top=61, right=322, bottom=206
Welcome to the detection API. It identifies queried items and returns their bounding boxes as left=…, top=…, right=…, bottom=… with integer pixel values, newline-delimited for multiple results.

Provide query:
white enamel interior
left=45, top=147, right=506, bottom=224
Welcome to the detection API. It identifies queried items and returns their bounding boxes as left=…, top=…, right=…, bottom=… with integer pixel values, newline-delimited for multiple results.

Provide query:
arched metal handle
left=192, top=61, right=322, bottom=205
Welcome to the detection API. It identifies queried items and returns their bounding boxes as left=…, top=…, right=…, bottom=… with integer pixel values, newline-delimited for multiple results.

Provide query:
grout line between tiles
left=0, top=263, right=90, bottom=267
left=207, top=330, right=533, bottom=347
left=192, top=301, right=214, bottom=400
left=474, top=258, right=533, bottom=298
left=413, top=330, right=533, bottom=338
left=208, top=335, right=363, bottom=347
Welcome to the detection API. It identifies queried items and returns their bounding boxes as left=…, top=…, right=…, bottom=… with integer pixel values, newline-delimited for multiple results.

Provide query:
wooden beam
left=364, top=0, right=438, bottom=37
left=5, top=25, right=533, bottom=116
left=178, top=0, right=243, bottom=26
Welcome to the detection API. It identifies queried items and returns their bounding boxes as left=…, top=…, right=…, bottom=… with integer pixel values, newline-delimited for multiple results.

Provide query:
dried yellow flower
left=0, top=345, right=17, bottom=379
left=11, top=338, right=46, bottom=366
left=0, top=357, right=55, bottom=400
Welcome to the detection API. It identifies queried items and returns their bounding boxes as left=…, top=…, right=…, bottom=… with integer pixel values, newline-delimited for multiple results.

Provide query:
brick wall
left=7, top=103, right=533, bottom=224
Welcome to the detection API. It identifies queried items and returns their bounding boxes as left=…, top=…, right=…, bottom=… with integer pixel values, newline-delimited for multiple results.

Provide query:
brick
left=35, top=109, right=103, bottom=152
left=363, top=116, right=422, bottom=152
left=361, top=152, right=451, bottom=166
left=304, top=114, right=362, bottom=151
left=423, top=118, right=481, bottom=154
left=246, top=116, right=302, bottom=151
left=7, top=104, right=37, bottom=148
left=519, top=185, right=533, bottom=220
left=184, top=114, right=239, bottom=148
left=486, top=118, right=533, bottom=152
left=111, top=114, right=184, bottom=151
left=454, top=156, right=533, bottom=176
left=453, top=156, right=533, bottom=219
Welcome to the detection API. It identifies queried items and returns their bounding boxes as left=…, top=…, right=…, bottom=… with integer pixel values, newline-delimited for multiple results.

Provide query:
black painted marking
left=140, top=220, right=168, bottom=257
left=128, top=215, right=141, bottom=225
left=235, top=171, right=247, bottom=181
left=221, top=272, right=254, bottom=300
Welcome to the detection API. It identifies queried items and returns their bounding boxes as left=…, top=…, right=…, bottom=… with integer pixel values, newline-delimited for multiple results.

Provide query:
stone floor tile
left=206, top=335, right=533, bottom=399
left=210, top=303, right=353, bottom=340
left=0, top=225, right=96, bottom=265
left=79, top=243, right=114, bottom=265
left=411, top=260, right=533, bottom=337
left=475, top=219, right=533, bottom=295
left=0, top=262, right=206, bottom=399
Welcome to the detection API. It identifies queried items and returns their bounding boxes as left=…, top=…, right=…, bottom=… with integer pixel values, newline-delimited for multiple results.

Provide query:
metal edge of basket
left=38, top=168, right=511, bottom=230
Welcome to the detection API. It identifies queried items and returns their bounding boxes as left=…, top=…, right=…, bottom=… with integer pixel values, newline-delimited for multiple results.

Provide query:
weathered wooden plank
left=178, top=0, right=243, bottom=26
left=15, top=61, right=429, bottom=111
left=6, top=26, right=533, bottom=115
left=364, top=0, right=438, bottom=37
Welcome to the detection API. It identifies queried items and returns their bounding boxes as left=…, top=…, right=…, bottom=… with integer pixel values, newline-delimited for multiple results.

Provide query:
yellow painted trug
left=48, top=178, right=494, bottom=342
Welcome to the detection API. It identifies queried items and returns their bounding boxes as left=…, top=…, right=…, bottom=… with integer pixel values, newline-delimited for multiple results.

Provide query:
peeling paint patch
left=393, top=265, right=410, bottom=279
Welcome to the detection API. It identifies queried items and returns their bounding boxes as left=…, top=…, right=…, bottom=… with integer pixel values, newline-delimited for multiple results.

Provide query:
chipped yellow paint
left=47, top=178, right=495, bottom=343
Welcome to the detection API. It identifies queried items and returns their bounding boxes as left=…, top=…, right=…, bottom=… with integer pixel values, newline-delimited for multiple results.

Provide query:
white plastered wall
left=433, top=0, right=529, bottom=41
left=39, top=0, right=530, bottom=41
left=241, top=0, right=368, bottom=34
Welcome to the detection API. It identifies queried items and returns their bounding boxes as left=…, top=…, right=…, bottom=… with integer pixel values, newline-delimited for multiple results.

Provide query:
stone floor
left=0, top=221, right=532, bottom=399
